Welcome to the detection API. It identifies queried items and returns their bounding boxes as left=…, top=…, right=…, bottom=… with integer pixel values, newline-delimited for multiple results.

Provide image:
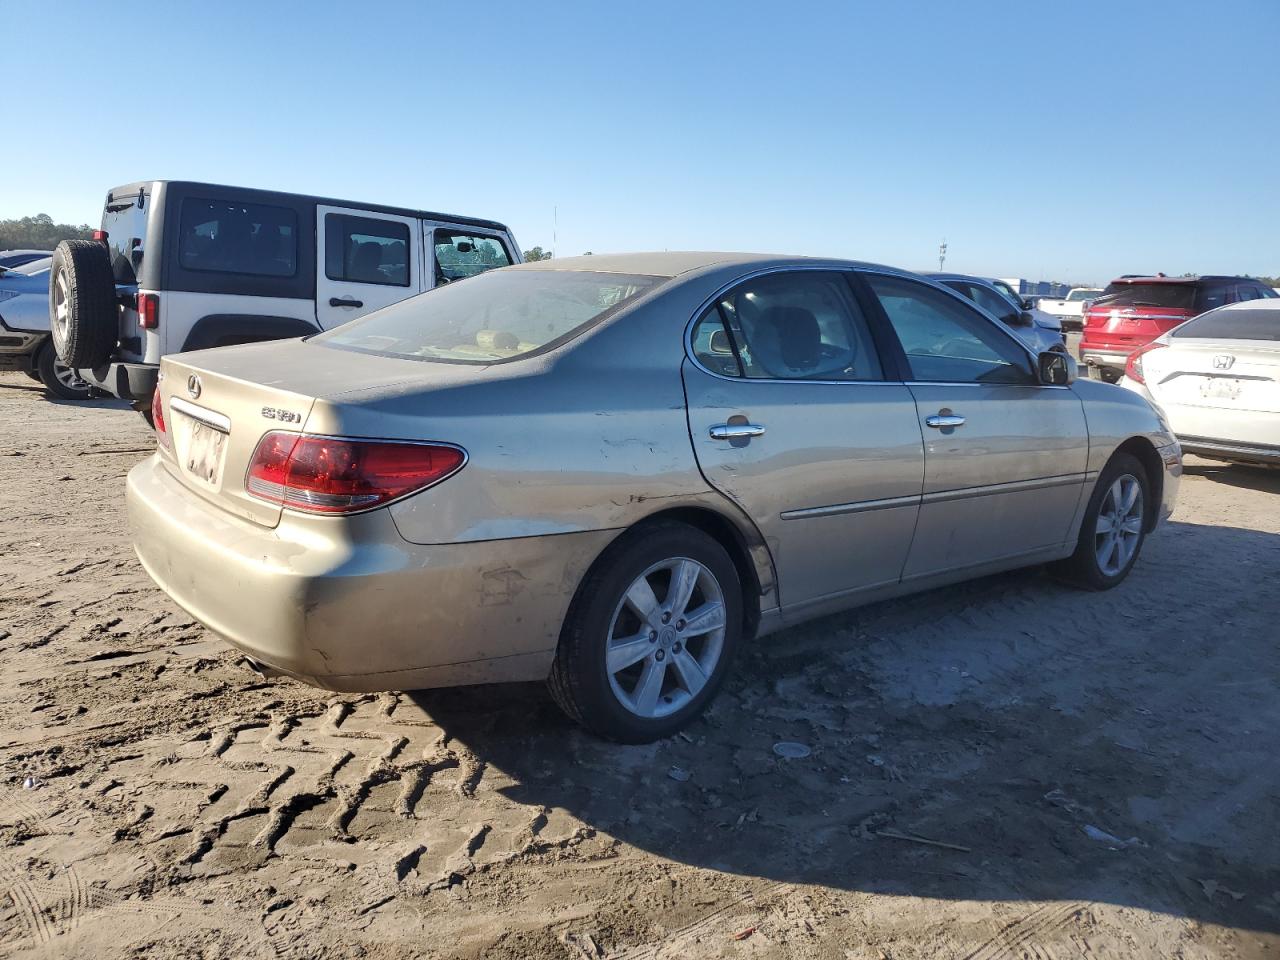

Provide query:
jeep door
left=425, top=224, right=516, bottom=289
left=315, top=205, right=423, bottom=330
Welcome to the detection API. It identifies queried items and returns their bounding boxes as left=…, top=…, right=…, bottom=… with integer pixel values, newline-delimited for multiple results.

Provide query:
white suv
left=49, top=181, right=522, bottom=417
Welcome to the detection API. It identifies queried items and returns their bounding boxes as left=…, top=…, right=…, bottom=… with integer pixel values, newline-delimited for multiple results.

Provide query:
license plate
left=1200, top=378, right=1241, bottom=401
left=185, top=420, right=227, bottom=485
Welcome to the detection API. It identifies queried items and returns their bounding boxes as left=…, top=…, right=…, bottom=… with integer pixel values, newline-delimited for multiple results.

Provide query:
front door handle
left=925, top=413, right=966, bottom=429
left=709, top=422, right=766, bottom=440
left=329, top=297, right=364, bottom=308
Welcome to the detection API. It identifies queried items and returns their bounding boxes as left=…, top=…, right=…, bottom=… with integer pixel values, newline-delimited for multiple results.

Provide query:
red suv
left=1080, top=275, right=1277, bottom=381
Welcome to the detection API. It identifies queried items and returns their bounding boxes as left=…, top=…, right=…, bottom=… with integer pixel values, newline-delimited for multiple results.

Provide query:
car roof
left=515, top=251, right=910, bottom=279
left=1109, top=275, right=1260, bottom=285
left=107, top=181, right=512, bottom=233
left=1216, top=298, right=1280, bottom=313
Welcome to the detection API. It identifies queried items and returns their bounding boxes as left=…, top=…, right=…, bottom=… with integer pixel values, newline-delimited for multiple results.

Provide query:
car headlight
left=0, top=290, right=20, bottom=304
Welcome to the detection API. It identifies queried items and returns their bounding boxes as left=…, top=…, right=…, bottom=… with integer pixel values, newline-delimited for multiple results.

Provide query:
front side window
left=178, top=197, right=297, bottom=277
left=325, top=214, right=410, bottom=286
left=434, top=231, right=512, bottom=284
left=708, top=272, right=883, bottom=381
left=864, top=274, right=1034, bottom=384
left=316, top=268, right=663, bottom=363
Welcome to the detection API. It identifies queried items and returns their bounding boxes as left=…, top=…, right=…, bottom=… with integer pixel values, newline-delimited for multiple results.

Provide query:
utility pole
left=938, top=239, right=947, bottom=272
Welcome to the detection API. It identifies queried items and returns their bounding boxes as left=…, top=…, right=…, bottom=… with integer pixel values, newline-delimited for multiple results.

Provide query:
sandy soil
left=1, top=368, right=1278, bottom=959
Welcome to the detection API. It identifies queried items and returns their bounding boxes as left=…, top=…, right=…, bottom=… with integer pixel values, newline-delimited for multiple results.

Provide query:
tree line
left=0, top=214, right=94, bottom=251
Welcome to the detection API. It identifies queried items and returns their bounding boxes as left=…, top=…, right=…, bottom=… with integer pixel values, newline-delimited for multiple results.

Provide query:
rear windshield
left=1095, top=283, right=1195, bottom=310
left=1172, top=307, right=1280, bottom=342
left=315, top=268, right=665, bottom=363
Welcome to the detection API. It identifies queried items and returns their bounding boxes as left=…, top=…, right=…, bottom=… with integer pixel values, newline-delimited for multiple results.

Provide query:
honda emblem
left=1212, top=355, right=1235, bottom=370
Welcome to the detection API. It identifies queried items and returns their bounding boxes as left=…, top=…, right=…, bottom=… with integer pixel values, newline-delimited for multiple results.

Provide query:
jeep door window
left=177, top=198, right=297, bottom=277
left=325, top=214, right=410, bottom=287
left=434, top=232, right=512, bottom=284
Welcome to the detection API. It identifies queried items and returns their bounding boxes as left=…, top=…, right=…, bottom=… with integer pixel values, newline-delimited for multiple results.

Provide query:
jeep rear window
left=178, top=198, right=297, bottom=278
left=315, top=268, right=664, bottom=364
left=1095, top=283, right=1195, bottom=310
left=1172, top=307, right=1280, bottom=342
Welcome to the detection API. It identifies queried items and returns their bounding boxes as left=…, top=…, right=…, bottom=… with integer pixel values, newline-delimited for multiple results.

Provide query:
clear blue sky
left=3, top=0, right=1277, bottom=284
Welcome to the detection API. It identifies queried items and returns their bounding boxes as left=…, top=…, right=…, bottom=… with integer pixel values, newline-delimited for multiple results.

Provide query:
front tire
left=549, top=521, right=743, bottom=743
left=1057, top=452, right=1149, bottom=589
left=36, top=342, right=92, bottom=401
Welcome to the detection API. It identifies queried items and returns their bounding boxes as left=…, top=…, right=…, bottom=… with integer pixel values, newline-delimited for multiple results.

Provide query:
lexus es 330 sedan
left=129, top=253, right=1182, bottom=741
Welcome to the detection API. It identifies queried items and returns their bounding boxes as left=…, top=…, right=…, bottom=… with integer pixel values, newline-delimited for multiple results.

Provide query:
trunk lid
left=1147, top=340, right=1280, bottom=416
left=153, top=339, right=484, bottom=527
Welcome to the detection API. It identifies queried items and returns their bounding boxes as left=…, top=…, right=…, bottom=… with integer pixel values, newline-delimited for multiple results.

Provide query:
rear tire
left=36, top=342, right=92, bottom=401
left=49, top=239, right=117, bottom=368
left=1056, top=452, right=1150, bottom=590
left=548, top=521, right=743, bottom=743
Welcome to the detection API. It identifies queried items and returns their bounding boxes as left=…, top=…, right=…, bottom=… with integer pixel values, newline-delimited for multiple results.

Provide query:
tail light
left=92, top=229, right=109, bottom=243
left=1125, top=341, right=1167, bottom=385
left=152, top=389, right=169, bottom=447
left=246, top=432, right=466, bottom=514
left=137, top=293, right=159, bottom=330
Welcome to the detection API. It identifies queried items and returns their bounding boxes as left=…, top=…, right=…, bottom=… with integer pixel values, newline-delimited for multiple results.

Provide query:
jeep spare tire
left=50, top=239, right=117, bottom=369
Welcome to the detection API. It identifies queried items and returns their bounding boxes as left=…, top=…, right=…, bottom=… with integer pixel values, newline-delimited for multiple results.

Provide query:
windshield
left=1096, top=283, right=1195, bottom=310
left=1172, top=307, right=1280, bottom=342
left=1066, top=289, right=1099, bottom=301
left=316, top=268, right=665, bottom=363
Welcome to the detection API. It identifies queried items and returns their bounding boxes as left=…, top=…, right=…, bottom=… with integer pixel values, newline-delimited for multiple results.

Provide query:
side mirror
left=1017, top=310, right=1035, bottom=326
left=1021, top=297, right=1034, bottom=310
left=1038, top=350, right=1077, bottom=386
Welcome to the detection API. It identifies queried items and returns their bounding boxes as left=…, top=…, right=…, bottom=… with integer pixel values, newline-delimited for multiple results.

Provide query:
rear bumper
left=78, top=360, right=157, bottom=402
left=1178, top=436, right=1280, bottom=465
left=1156, top=440, right=1182, bottom=524
left=1079, top=348, right=1130, bottom=370
left=127, top=454, right=615, bottom=691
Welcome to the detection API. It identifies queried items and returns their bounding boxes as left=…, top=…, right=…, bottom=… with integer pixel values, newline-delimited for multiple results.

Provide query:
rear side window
left=434, top=231, right=512, bottom=284
left=1097, top=283, right=1195, bottom=310
left=178, top=198, right=297, bottom=277
left=1172, top=307, right=1280, bottom=341
left=325, top=214, right=410, bottom=286
left=1195, top=284, right=1230, bottom=312
left=709, top=272, right=883, bottom=381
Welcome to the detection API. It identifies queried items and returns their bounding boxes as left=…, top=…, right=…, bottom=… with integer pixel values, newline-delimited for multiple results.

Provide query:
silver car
left=128, top=253, right=1181, bottom=742
left=928, top=273, right=1067, bottom=355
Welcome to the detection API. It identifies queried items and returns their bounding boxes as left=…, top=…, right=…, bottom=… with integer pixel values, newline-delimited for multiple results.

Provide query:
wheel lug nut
left=676, top=620, right=685, bottom=631
left=672, top=642, right=682, bottom=653
left=655, top=649, right=665, bottom=661
left=649, top=630, right=657, bottom=642
left=661, top=612, right=671, bottom=624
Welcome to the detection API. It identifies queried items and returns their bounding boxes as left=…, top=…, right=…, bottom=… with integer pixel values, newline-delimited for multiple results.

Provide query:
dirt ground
left=1, top=368, right=1278, bottom=960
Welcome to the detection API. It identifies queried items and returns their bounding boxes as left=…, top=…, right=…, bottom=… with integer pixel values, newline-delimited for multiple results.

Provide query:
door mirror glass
left=1018, top=310, right=1035, bottom=326
left=1038, top=350, right=1076, bottom=386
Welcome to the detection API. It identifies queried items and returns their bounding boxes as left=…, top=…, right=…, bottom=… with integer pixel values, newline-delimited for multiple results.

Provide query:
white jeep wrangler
left=49, top=181, right=521, bottom=417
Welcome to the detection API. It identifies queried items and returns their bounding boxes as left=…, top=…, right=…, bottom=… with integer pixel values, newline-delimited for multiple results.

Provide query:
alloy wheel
left=1094, top=474, right=1144, bottom=576
left=606, top=557, right=726, bottom=719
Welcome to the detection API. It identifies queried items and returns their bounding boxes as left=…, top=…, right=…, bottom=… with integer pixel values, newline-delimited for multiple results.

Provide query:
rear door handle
left=925, top=414, right=966, bottom=429
left=329, top=297, right=364, bottom=308
left=709, top=423, right=766, bottom=440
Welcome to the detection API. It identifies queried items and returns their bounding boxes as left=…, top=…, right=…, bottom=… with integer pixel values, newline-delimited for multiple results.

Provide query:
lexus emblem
left=187, top=374, right=202, bottom=399
left=1212, top=354, right=1235, bottom=370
